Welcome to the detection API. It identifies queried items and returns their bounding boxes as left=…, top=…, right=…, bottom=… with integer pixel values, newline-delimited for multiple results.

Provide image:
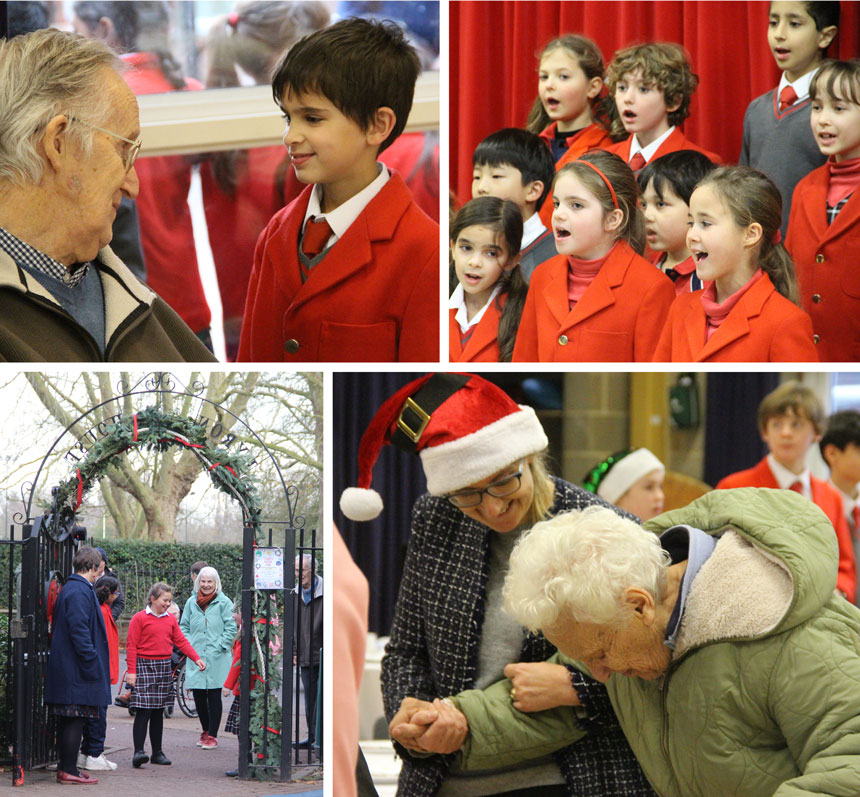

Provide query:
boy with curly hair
left=606, top=42, right=720, bottom=171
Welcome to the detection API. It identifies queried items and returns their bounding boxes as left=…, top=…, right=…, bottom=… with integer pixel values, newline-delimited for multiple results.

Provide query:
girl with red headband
left=513, top=150, right=674, bottom=361
left=655, top=165, right=818, bottom=361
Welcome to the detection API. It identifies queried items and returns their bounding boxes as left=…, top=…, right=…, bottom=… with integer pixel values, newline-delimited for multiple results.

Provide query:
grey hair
left=503, top=506, right=670, bottom=630
left=193, top=566, right=222, bottom=594
left=295, top=553, right=316, bottom=569
left=0, top=28, right=122, bottom=186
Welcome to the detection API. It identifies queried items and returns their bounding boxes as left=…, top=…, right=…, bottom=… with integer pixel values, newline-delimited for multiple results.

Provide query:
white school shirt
left=777, top=69, right=816, bottom=104
left=521, top=212, right=547, bottom=249
left=628, top=125, right=676, bottom=164
left=301, top=163, right=390, bottom=249
left=449, top=283, right=502, bottom=335
left=767, top=453, right=811, bottom=500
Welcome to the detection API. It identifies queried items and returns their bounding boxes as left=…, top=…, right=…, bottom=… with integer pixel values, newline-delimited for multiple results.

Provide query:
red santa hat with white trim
left=339, top=373, right=548, bottom=521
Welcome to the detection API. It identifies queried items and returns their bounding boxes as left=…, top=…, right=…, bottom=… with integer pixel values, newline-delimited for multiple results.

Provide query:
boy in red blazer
left=786, top=59, right=860, bottom=362
left=238, top=19, right=439, bottom=362
left=605, top=43, right=720, bottom=171
left=715, top=381, right=856, bottom=601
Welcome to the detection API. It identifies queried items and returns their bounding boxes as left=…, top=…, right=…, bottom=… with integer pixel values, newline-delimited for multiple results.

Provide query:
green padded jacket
left=452, top=488, right=860, bottom=797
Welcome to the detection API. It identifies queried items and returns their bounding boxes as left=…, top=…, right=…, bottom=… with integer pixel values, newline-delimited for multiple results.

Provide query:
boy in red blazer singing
left=238, top=18, right=439, bottom=362
left=716, top=381, right=856, bottom=601
left=605, top=42, right=720, bottom=171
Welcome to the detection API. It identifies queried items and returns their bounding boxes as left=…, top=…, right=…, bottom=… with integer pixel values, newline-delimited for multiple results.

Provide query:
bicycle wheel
left=176, top=667, right=198, bottom=718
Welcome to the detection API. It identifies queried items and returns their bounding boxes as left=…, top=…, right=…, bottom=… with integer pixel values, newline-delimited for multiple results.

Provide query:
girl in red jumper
left=787, top=59, right=860, bottom=361
left=513, top=150, right=675, bottom=362
left=126, top=582, right=206, bottom=768
left=526, top=35, right=614, bottom=229
left=655, top=166, right=818, bottom=362
left=449, top=197, right=526, bottom=362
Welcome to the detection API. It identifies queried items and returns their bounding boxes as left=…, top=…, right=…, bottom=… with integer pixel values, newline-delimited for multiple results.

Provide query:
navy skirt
left=130, top=657, right=174, bottom=710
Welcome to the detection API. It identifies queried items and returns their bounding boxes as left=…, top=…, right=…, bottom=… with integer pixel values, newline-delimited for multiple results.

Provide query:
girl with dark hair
left=655, top=165, right=819, bottom=361
left=513, top=150, right=675, bottom=362
left=449, top=196, right=526, bottom=362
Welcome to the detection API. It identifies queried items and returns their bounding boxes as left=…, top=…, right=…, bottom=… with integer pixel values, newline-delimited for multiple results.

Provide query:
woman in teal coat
left=180, top=566, right=236, bottom=748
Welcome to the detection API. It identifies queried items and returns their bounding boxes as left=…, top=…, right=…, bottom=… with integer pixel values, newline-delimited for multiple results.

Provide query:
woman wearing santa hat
left=340, top=374, right=653, bottom=797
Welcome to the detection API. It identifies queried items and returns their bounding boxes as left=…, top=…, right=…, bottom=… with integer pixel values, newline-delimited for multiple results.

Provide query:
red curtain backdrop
left=451, top=1, right=860, bottom=204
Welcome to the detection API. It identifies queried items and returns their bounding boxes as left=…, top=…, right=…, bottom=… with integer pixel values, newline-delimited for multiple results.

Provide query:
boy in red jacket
left=716, top=381, right=856, bottom=601
left=238, top=18, right=439, bottom=362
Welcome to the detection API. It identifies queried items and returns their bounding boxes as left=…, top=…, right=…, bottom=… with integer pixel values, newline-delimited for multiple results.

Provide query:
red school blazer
left=538, top=123, right=615, bottom=229
left=237, top=172, right=439, bottom=363
left=652, top=272, right=818, bottom=362
left=607, top=127, right=721, bottom=168
left=448, top=294, right=505, bottom=363
left=716, top=460, right=856, bottom=601
left=512, top=241, right=674, bottom=362
left=786, top=163, right=860, bottom=362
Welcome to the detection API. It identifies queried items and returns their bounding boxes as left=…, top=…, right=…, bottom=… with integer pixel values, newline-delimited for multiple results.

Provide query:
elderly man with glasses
left=0, top=28, right=214, bottom=361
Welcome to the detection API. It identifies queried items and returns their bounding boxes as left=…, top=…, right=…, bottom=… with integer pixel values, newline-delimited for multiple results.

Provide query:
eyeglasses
left=70, top=117, right=142, bottom=173
left=445, top=459, right=526, bottom=508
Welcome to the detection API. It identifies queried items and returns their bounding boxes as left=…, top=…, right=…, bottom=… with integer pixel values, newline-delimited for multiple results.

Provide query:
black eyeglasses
left=445, top=459, right=525, bottom=508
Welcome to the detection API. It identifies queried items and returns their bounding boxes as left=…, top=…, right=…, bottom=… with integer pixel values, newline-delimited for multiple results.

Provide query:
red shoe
left=196, top=732, right=208, bottom=747
left=57, top=771, right=98, bottom=785
left=200, top=735, right=219, bottom=749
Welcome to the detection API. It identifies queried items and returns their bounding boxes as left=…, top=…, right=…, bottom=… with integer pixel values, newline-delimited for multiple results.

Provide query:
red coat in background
left=122, top=53, right=210, bottom=336
left=512, top=241, right=674, bottom=362
left=652, top=273, right=818, bottom=362
left=448, top=294, right=505, bottom=362
left=716, top=460, right=857, bottom=601
left=101, top=602, right=119, bottom=685
left=538, top=123, right=614, bottom=228
left=786, top=163, right=860, bottom=362
left=238, top=173, right=439, bottom=362
left=606, top=127, right=721, bottom=169
left=380, top=132, right=440, bottom=223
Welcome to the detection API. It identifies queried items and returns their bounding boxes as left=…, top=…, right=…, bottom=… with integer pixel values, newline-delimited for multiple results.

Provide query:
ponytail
left=697, top=165, right=800, bottom=306
left=496, top=266, right=528, bottom=362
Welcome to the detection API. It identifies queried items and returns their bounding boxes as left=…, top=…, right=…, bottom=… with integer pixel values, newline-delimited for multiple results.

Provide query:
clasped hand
left=389, top=696, right=469, bottom=754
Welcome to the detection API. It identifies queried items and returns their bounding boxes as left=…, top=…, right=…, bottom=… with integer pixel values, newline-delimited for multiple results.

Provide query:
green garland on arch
left=52, top=406, right=295, bottom=778
left=53, top=406, right=261, bottom=524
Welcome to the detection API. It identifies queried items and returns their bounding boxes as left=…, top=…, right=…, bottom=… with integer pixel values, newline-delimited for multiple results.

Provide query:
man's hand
left=389, top=697, right=437, bottom=752
left=504, top=662, right=581, bottom=712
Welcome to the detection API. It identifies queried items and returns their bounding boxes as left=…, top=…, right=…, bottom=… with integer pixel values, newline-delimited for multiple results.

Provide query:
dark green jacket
left=0, top=245, right=215, bottom=362
left=453, top=489, right=860, bottom=796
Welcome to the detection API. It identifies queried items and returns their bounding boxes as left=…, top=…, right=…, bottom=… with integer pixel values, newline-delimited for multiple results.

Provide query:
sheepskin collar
left=673, top=528, right=794, bottom=659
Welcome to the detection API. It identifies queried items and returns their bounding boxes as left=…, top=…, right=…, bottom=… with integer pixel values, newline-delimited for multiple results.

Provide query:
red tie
left=788, top=480, right=803, bottom=495
left=778, top=85, right=798, bottom=112
left=628, top=152, right=647, bottom=172
left=301, top=215, right=333, bottom=258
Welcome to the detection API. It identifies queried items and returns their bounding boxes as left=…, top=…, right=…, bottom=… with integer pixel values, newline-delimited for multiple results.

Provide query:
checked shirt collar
left=0, top=225, right=91, bottom=288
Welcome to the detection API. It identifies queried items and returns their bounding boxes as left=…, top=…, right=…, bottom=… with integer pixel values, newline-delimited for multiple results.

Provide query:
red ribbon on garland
left=171, top=435, right=204, bottom=448
left=209, top=462, right=238, bottom=477
left=133, top=413, right=138, bottom=441
left=74, top=468, right=83, bottom=511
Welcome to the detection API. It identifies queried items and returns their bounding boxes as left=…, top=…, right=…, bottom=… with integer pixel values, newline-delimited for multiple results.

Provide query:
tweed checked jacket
left=380, top=477, right=655, bottom=796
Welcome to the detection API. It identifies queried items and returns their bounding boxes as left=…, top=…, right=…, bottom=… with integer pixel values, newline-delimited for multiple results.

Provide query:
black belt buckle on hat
left=390, top=373, right=471, bottom=453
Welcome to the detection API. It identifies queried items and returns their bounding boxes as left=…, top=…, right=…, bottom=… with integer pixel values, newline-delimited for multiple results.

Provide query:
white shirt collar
left=145, top=605, right=171, bottom=618
left=630, top=126, right=676, bottom=162
left=449, top=282, right=502, bottom=334
left=521, top=212, right=547, bottom=249
left=767, top=453, right=811, bottom=498
left=778, top=69, right=815, bottom=103
left=302, top=163, right=390, bottom=245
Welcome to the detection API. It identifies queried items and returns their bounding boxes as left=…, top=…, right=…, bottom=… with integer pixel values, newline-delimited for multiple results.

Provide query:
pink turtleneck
left=827, top=156, right=860, bottom=207
left=700, top=269, right=764, bottom=341
left=566, top=247, right=613, bottom=308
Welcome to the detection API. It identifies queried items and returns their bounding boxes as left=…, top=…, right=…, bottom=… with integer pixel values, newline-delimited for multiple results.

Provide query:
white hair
left=193, top=566, right=222, bottom=594
left=503, top=506, right=670, bottom=630
left=295, top=553, right=316, bottom=569
left=0, top=28, right=122, bottom=186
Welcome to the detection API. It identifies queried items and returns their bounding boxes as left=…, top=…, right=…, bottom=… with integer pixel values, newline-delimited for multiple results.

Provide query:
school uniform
left=538, top=123, right=614, bottom=227
left=716, top=458, right=856, bottom=601
left=786, top=163, right=860, bottom=362
left=652, top=272, right=818, bottom=362
left=740, top=72, right=826, bottom=234
left=607, top=127, right=721, bottom=169
left=652, top=253, right=703, bottom=295
left=238, top=170, right=439, bottom=362
left=448, top=288, right=505, bottom=362
left=512, top=241, right=674, bottom=362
